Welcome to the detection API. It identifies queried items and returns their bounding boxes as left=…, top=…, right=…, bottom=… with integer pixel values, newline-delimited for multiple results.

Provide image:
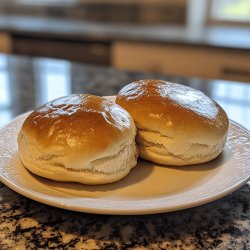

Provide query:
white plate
left=0, top=113, right=250, bottom=215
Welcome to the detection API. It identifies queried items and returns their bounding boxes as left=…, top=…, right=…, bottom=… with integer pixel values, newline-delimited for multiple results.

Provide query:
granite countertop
left=0, top=54, right=249, bottom=249
left=0, top=14, right=250, bottom=50
left=1, top=181, right=249, bottom=249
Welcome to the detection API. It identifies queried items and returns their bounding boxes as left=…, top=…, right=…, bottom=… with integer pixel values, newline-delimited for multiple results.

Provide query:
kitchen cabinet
left=12, top=34, right=111, bottom=65
left=0, top=32, right=11, bottom=53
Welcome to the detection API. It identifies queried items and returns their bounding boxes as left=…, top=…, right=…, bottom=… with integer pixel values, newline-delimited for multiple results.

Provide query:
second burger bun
left=18, top=94, right=138, bottom=184
left=116, top=80, right=229, bottom=166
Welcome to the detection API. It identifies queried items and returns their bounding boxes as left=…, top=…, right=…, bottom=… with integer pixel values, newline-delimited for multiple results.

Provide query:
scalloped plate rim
left=0, top=112, right=250, bottom=215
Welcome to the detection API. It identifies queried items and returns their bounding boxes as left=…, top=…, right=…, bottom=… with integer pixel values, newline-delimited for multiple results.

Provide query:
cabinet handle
left=222, top=67, right=250, bottom=77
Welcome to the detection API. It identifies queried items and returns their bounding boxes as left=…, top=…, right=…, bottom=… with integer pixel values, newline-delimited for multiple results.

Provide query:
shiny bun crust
left=18, top=94, right=138, bottom=184
left=116, top=80, right=229, bottom=166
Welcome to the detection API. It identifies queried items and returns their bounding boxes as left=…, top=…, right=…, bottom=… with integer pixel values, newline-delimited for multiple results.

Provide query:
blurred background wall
left=0, top=0, right=249, bottom=82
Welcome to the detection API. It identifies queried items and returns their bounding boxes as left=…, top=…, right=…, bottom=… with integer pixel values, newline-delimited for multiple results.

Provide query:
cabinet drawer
left=112, top=42, right=250, bottom=82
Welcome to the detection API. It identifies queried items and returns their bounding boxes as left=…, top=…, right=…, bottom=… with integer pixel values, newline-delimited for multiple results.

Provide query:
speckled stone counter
left=0, top=54, right=249, bottom=249
left=0, top=14, right=250, bottom=50
left=0, top=181, right=249, bottom=249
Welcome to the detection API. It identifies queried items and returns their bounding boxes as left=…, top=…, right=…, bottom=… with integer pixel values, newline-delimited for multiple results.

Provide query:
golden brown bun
left=116, top=80, right=229, bottom=165
left=18, top=94, right=138, bottom=184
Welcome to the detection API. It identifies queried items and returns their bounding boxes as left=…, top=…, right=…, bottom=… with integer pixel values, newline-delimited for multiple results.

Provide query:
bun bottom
left=136, top=129, right=226, bottom=166
left=19, top=140, right=138, bottom=185
left=23, top=162, right=134, bottom=185
left=138, top=146, right=222, bottom=166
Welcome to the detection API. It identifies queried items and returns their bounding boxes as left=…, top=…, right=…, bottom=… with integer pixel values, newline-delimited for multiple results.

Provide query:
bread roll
left=18, top=94, right=138, bottom=184
left=116, top=80, right=229, bottom=166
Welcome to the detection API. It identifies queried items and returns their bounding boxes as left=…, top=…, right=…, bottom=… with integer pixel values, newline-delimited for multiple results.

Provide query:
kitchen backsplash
left=0, top=1, right=187, bottom=25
